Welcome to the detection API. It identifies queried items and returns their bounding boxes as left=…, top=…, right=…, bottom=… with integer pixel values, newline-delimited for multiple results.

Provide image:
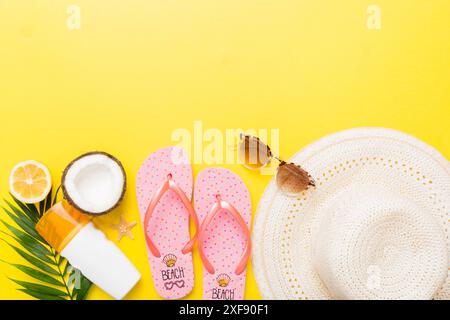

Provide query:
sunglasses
left=238, top=134, right=316, bottom=196
left=164, top=280, right=185, bottom=291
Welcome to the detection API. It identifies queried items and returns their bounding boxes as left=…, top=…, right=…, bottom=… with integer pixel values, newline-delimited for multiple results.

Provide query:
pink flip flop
left=194, top=168, right=252, bottom=300
left=136, top=147, right=198, bottom=299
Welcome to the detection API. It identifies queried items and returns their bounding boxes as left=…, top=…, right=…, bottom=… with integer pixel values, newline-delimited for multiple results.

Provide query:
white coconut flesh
left=63, top=154, right=125, bottom=214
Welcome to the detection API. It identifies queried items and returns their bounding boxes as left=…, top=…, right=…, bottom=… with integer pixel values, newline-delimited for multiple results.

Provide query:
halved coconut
left=62, top=152, right=126, bottom=215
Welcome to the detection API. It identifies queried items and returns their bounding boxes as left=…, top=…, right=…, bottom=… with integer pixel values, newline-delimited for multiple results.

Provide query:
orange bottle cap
left=36, top=200, right=92, bottom=253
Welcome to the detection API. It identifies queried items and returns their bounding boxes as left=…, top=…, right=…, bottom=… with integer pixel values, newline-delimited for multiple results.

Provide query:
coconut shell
left=61, top=151, right=127, bottom=216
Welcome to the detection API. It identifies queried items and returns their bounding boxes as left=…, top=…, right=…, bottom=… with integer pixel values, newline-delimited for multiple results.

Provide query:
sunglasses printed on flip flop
left=238, top=133, right=316, bottom=196
left=164, top=280, right=186, bottom=291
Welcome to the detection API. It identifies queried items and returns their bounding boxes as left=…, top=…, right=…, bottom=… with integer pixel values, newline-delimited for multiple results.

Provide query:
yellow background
left=0, top=1, right=449, bottom=300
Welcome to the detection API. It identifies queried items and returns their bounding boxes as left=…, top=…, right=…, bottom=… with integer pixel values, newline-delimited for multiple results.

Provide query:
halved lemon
left=9, top=160, right=52, bottom=204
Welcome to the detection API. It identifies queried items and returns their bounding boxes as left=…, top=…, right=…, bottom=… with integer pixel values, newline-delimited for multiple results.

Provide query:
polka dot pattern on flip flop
left=194, top=168, right=252, bottom=300
left=136, top=147, right=195, bottom=299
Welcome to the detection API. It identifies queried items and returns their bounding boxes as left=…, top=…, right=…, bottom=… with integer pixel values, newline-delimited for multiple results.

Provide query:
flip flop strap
left=198, top=195, right=252, bottom=276
left=143, top=174, right=198, bottom=258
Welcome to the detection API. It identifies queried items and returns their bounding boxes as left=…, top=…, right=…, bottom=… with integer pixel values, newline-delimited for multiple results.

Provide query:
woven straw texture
left=252, top=128, right=450, bottom=300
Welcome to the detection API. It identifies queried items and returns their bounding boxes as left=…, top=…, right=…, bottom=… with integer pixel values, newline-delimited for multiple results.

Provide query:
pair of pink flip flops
left=136, top=147, right=252, bottom=300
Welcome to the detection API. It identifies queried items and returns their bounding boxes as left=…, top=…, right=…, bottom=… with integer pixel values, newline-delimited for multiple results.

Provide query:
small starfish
left=111, top=213, right=137, bottom=241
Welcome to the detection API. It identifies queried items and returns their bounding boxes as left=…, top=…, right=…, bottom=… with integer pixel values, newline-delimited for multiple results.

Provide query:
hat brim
left=252, top=127, right=450, bottom=300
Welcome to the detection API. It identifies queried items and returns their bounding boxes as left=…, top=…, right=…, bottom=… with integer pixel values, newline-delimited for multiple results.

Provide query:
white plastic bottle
left=36, top=200, right=141, bottom=300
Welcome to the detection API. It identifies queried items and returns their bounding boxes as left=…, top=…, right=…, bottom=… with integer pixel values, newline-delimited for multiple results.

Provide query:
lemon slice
left=9, top=160, right=52, bottom=204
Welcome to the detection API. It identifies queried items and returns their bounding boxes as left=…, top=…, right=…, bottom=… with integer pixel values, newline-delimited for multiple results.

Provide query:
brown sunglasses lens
left=238, top=135, right=273, bottom=170
left=276, top=162, right=315, bottom=195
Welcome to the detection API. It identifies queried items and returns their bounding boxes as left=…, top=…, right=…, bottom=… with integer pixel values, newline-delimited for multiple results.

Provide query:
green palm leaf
left=18, top=289, right=66, bottom=300
left=25, top=202, right=41, bottom=217
left=1, top=219, right=53, bottom=257
left=62, top=259, right=71, bottom=276
left=9, top=278, right=68, bottom=297
left=3, top=241, right=60, bottom=276
left=1, top=188, right=92, bottom=300
left=10, top=196, right=39, bottom=223
left=2, top=206, right=43, bottom=242
left=9, top=263, right=64, bottom=286
left=43, top=189, right=54, bottom=213
left=9, top=235, right=55, bottom=264
left=73, top=276, right=92, bottom=300
left=39, top=199, right=46, bottom=217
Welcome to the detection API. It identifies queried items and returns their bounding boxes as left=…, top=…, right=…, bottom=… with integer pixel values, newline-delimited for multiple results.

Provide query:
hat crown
left=312, top=185, right=448, bottom=300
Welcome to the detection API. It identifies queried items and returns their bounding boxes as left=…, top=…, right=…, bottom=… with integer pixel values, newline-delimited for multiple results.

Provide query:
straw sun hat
left=252, top=128, right=450, bottom=300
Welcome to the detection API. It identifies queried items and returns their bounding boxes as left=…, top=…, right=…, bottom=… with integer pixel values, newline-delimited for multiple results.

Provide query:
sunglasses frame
left=238, top=133, right=316, bottom=192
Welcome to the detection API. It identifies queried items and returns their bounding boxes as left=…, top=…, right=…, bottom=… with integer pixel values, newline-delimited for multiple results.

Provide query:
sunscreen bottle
left=36, top=200, right=140, bottom=300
